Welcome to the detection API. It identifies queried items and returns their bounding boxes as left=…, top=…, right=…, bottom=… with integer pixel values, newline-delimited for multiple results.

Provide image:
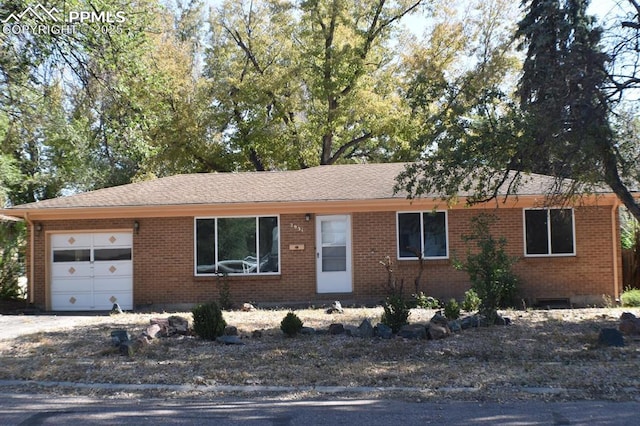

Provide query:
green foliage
left=0, top=221, right=25, bottom=300
left=192, top=302, right=227, bottom=340
left=444, top=298, right=460, bottom=320
left=455, top=214, right=519, bottom=323
left=280, top=311, right=304, bottom=337
left=621, top=288, right=640, bottom=307
left=461, top=288, right=482, bottom=312
left=413, top=292, right=441, bottom=309
left=217, top=273, right=233, bottom=310
left=381, top=295, right=411, bottom=333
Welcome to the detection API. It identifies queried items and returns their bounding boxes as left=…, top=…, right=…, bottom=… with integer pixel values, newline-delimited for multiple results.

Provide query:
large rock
left=460, top=315, right=480, bottom=329
left=144, top=323, right=162, bottom=339
left=168, top=316, right=190, bottom=335
left=300, top=326, right=316, bottom=335
left=374, top=323, right=393, bottom=339
left=328, top=323, right=345, bottom=335
left=397, top=324, right=427, bottom=339
left=619, top=312, right=640, bottom=335
left=110, top=329, right=130, bottom=347
left=357, top=319, right=374, bottom=338
left=242, top=303, right=257, bottom=312
left=428, top=323, right=451, bottom=340
left=598, top=328, right=625, bottom=347
left=430, top=312, right=448, bottom=326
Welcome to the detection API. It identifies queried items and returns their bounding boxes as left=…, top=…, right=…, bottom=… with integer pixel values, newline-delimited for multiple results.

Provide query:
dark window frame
left=194, top=216, right=280, bottom=276
left=523, top=208, right=576, bottom=257
left=396, top=211, right=449, bottom=260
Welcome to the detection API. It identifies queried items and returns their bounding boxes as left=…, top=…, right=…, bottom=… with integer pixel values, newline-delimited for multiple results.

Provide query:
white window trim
left=194, top=215, right=281, bottom=276
left=523, top=208, right=576, bottom=257
left=396, top=210, right=449, bottom=260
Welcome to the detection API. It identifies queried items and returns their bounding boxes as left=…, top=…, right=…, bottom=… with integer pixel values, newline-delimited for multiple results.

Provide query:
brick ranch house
left=0, top=163, right=624, bottom=311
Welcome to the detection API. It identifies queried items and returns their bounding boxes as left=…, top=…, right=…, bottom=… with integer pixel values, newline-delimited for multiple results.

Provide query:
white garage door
left=51, top=232, right=133, bottom=311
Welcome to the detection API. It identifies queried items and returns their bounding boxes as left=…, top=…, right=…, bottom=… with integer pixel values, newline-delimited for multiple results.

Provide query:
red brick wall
left=30, top=206, right=620, bottom=309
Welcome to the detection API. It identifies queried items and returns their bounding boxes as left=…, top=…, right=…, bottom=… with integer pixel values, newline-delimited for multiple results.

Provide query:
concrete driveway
left=0, top=313, right=107, bottom=340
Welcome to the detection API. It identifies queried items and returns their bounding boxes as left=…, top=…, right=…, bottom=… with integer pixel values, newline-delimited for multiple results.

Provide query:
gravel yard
left=1, top=307, right=639, bottom=402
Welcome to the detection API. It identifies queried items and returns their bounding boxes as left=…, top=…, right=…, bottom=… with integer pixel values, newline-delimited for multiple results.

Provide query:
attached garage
left=50, top=232, right=133, bottom=311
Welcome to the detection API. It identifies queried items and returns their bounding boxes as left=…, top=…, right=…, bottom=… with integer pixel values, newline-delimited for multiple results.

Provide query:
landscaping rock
left=217, top=335, right=245, bottom=345
left=110, top=303, right=123, bottom=314
left=374, top=323, right=393, bottom=339
left=300, top=326, right=316, bottom=335
left=242, top=303, right=257, bottom=312
left=326, top=300, right=344, bottom=314
left=460, top=315, right=480, bottom=329
left=110, top=329, right=130, bottom=346
left=495, top=315, right=511, bottom=326
left=619, top=312, right=640, bottom=335
left=224, top=325, right=238, bottom=336
left=357, top=319, right=374, bottom=338
left=398, top=324, right=427, bottom=339
left=168, top=316, right=190, bottom=335
left=428, top=323, right=451, bottom=340
left=344, top=325, right=358, bottom=336
left=448, top=320, right=462, bottom=333
left=251, top=330, right=263, bottom=338
left=144, top=323, right=162, bottom=339
left=328, top=323, right=345, bottom=335
left=598, top=328, right=625, bottom=347
left=430, top=312, right=448, bottom=326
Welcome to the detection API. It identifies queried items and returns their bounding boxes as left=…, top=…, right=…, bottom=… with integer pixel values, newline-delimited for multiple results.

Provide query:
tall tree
left=205, top=0, right=423, bottom=171
left=396, top=0, right=525, bottom=203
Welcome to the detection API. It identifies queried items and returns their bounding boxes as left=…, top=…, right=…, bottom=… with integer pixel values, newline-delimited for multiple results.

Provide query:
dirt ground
left=1, top=306, right=639, bottom=402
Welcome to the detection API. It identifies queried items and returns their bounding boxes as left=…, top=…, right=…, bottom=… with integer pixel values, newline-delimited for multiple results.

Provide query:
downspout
left=611, top=202, right=621, bottom=302
left=24, top=212, right=35, bottom=305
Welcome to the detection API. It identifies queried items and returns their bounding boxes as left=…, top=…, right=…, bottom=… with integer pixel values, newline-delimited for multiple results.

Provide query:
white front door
left=316, top=215, right=352, bottom=293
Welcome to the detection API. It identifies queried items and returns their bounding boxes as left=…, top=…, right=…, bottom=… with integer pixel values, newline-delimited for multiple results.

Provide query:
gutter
left=23, top=212, right=35, bottom=305
left=611, top=202, right=621, bottom=302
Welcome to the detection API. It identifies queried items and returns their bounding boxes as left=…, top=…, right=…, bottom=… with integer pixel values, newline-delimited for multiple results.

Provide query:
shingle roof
left=3, top=163, right=606, bottom=211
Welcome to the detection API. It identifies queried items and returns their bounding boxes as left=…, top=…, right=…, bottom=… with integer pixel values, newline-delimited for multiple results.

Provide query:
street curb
left=0, top=380, right=570, bottom=395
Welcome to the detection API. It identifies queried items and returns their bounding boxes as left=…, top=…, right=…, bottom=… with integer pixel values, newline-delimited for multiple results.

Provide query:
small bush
left=192, top=302, right=226, bottom=340
left=461, top=289, right=481, bottom=312
left=280, top=311, right=303, bottom=337
left=217, top=273, right=233, bottom=310
left=381, top=295, right=410, bottom=333
left=455, top=214, right=520, bottom=323
left=621, top=288, right=640, bottom=307
left=413, top=292, right=441, bottom=309
left=444, top=298, right=461, bottom=320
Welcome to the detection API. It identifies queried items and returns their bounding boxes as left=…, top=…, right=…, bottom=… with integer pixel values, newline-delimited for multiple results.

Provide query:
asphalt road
left=1, top=393, right=638, bottom=425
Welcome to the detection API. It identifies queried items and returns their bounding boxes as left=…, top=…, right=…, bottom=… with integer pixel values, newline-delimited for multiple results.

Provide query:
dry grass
left=1, top=307, right=639, bottom=401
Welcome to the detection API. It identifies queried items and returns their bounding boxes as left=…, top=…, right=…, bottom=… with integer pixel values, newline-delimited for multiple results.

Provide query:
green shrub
left=413, top=292, right=441, bottom=309
left=621, top=288, right=640, bottom=307
left=455, top=214, right=520, bottom=324
left=444, top=298, right=460, bottom=320
left=280, top=311, right=304, bottom=337
left=217, top=273, right=233, bottom=310
left=381, top=294, right=410, bottom=333
left=192, top=302, right=226, bottom=340
left=461, top=288, right=481, bottom=312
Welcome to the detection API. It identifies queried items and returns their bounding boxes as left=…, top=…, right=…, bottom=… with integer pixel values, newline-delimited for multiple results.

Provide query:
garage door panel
left=51, top=278, right=92, bottom=293
left=93, top=277, right=132, bottom=292
left=93, top=292, right=132, bottom=310
left=92, top=262, right=132, bottom=277
left=51, top=234, right=92, bottom=248
left=93, top=233, right=132, bottom=247
left=50, top=292, right=94, bottom=311
left=51, top=263, right=93, bottom=278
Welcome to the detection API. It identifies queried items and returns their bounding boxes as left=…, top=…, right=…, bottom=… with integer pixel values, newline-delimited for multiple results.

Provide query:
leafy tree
left=205, top=0, right=423, bottom=170
left=396, top=0, right=526, bottom=204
